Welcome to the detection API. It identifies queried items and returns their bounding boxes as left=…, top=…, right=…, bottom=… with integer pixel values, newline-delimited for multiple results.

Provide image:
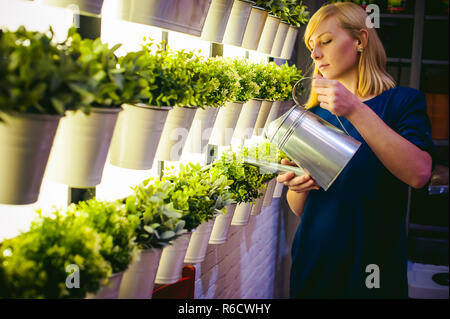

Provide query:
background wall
left=191, top=188, right=300, bottom=299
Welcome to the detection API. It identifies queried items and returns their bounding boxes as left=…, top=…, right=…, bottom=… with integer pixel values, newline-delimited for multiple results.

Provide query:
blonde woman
left=277, top=2, right=434, bottom=298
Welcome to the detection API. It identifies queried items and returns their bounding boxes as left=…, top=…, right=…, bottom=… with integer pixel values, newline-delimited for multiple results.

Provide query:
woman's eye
left=322, top=40, right=331, bottom=45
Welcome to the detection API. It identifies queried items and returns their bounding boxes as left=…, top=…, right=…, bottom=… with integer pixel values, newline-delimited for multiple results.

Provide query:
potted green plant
left=275, top=62, right=303, bottom=117
left=153, top=45, right=218, bottom=161
left=65, top=199, right=140, bottom=299
left=241, top=4, right=269, bottom=50
left=45, top=27, right=123, bottom=188
left=252, top=62, right=285, bottom=136
left=280, top=0, right=310, bottom=59
left=108, top=40, right=172, bottom=170
left=211, top=58, right=259, bottom=146
left=232, top=59, right=263, bottom=142
left=223, top=0, right=255, bottom=46
left=186, top=56, right=240, bottom=154
left=154, top=163, right=234, bottom=282
left=118, top=178, right=187, bottom=298
left=254, top=1, right=282, bottom=54
left=0, top=27, right=78, bottom=204
left=0, top=209, right=111, bottom=298
left=201, top=0, right=235, bottom=43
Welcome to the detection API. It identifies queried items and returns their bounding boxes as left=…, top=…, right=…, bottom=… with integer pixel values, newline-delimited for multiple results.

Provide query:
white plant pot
left=184, top=218, right=215, bottom=263
left=263, top=178, right=277, bottom=207
left=222, top=0, right=254, bottom=47
left=231, top=202, right=253, bottom=226
left=209, top=101, right=243, bottom=146
left=280, top=25, right=299, bottom=60
left=86, top=272, right=124, bottom=299
left=119, top=248, right=162, bottom=299
left=270, top=21, right=290, bottom=58
left=241, top=6, right=268, bottom=50
left=117, top=0, right=212, bottom=37
left=233, top=99, right=262, bottom=141
left=257, top=15, right=281, bottom=54
left=155, top=106, right=198, bottom=161
left=0, top=112, right=61, bottom=205
left=185, top=107, right=219, bottom=154
left=262, top=100, right=281, bottom=133
left=43, top=0, right=104, bottom=16
left=201, top=0, right=234, bottom=43
left=273, top=181, right=285, bottom=198
left=209, top=204, right=237, bottom=244
left=253, top=100, right=273, bottom=136
left=46, top=107, right=121, bottom=188
left=251, top=188, right=266, bottom=216
left=154, top=233, right=192, bottom=285
left=109, top=104, right=171, bottom=170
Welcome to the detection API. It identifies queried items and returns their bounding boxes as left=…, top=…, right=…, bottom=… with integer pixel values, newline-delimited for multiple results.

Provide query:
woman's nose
left=311, top=47, right=322, bottom=60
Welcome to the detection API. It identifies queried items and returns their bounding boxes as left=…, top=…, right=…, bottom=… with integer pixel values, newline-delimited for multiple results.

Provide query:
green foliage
left=0, top=210, right=111, bottom=299
left=162, top=163, right=235, bottom=231
left=66, top=199, right=139, bottom=274
left=60, top=27, right=123, bottom=112
left=277, top=62, right=303, bottom=101
left=138, top=41, right=218, bottom=108
left=0, top=26, right=76, bottom=119
left=202, top=57, right=240, bottom=107
left=231, top=58, right=259, bottom=103
left=254, top=62, right=283, bottom=101
left=208, top=150, right=265, bottom=204
left=125, top=179, right=187, bottom=249
left=116, top=48, right=156, bottom=105
left=256, top=0, right=309, bottom=26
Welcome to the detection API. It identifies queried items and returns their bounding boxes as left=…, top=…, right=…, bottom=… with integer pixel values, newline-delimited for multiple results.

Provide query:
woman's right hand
left=276, top=159, right=320, bottom=193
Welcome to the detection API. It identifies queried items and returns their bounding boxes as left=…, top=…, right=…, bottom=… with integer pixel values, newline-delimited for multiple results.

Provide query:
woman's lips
left=319, top=64, right=329, bottom=69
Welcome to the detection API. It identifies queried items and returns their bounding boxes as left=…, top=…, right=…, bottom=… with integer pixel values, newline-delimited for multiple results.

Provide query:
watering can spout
left=263, top=106, right=361, bottom=191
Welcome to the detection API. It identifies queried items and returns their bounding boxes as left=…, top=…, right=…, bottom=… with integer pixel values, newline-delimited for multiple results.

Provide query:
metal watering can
left=263, top=77, right=362, bottom=191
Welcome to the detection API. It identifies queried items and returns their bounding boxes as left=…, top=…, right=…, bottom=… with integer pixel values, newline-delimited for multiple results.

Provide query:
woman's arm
left=313, top=79, right=432, bottom=189
left=346, top=101, right=432, bottom=189
left=277, top=159, right=318, bottom=217
left=286, top=190, right=309, bottom=218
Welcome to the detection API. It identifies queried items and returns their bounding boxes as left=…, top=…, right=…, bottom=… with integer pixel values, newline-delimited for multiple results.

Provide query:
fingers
left=312, top=78, right=335, bottom=88
left=281, top=158, right=297, bottom=166
left=290, top=185, right=321, bottom=193
left=276, top=171, right=294, bottom=183
left=284, top=174, right=312, bottom=187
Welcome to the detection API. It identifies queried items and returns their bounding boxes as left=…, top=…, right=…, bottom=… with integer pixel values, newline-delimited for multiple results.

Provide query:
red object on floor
left=152, top=266, right=196, bottom=299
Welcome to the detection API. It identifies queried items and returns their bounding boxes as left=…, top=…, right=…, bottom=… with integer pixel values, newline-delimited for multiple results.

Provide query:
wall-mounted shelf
left=381, top=13, right=414, bottom=19
left=425, top=15, right=449, bottom=21
left=433, top=139, right=449, bottom=147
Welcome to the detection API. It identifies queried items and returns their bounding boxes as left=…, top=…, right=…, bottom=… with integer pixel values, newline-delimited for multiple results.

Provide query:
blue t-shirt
left=290, top=86, right=435, bottom=299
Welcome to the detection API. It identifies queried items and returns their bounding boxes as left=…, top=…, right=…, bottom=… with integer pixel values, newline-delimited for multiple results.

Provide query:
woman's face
left=308, top=16, right=360, bottom=81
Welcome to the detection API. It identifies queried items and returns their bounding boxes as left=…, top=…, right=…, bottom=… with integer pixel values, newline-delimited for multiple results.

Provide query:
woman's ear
left=358, top=28, right=369, bottom=49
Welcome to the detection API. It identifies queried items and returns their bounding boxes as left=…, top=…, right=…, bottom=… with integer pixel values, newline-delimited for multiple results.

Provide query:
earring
left=357, top=47, right=363, bottom=53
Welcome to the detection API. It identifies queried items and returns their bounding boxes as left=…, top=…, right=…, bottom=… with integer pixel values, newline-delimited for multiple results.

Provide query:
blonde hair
left=303, top=2, right=395, bottom=108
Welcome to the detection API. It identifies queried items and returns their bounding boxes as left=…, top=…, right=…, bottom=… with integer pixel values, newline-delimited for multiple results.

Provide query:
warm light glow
left=168, top=30, right=210, bottom=58
left=0, top=0, right=74, bottom=41
left=101, top=0, right=161, bottom=56
left=96, top=162, right=156, bottom=202
left=223, top=44, right=247, bottom=58
left=248, top=50, right=270, bottom=64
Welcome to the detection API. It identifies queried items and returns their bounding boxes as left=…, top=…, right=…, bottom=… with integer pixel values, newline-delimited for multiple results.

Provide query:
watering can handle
left=292, top=77, right=350, bottom=136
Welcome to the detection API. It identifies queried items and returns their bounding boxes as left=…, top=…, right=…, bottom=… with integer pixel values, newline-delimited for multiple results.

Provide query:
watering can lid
left=263, top=106, right=297, bottom=143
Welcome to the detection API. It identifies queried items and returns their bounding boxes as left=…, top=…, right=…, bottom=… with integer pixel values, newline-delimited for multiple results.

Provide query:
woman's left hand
left=312, top=75, right=362, bottom=118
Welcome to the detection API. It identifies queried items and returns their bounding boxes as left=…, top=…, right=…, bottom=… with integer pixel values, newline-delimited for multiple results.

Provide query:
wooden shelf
left=433, top=139, right=449, bottom=147
left=422, top=59, right=449, bottom=65
left=387, top=57, right=412, bottom=63
left=381, top=13, right=414, bottom=19
left=410, top=223, right=449, bottom=233
left=425, top=15, right=449, bottom=21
